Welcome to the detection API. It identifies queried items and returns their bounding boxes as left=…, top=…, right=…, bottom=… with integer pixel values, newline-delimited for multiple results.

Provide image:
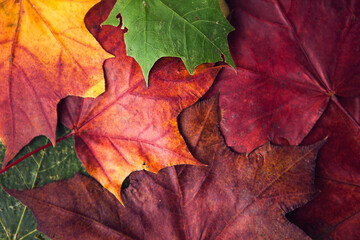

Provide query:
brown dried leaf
left=7, top=96, right=324, bottom=239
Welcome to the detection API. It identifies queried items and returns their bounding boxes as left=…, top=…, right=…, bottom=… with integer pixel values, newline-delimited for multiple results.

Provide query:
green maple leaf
left=102, top=0, right=235, bottom=85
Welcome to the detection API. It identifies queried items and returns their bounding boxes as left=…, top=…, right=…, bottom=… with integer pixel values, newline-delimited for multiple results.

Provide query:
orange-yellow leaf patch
left=0, top=0, right=112, bottom=165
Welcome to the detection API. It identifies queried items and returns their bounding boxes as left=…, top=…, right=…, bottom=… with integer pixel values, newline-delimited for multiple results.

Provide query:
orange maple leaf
left=0, top=0, right=112, bottom=166
left=58, top=0, right=222, bottom=201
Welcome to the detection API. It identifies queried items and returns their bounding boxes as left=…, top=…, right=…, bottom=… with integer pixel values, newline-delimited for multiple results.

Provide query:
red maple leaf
left=58, top=0, right=221, bottom=201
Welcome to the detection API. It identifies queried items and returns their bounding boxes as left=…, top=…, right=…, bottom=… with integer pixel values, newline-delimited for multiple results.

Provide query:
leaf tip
left=144, top=75, right=149, bottom=87
left=226, top=53, right=236, bottom=72
left=82, top=79, right=106, bottom=98
left=100, top=2, right=121, bottom=27
left=312, top=137, right=328, bottom=150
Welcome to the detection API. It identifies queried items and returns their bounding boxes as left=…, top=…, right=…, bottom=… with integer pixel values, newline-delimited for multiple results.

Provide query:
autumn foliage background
left=0, top=0, right=359, bottom=239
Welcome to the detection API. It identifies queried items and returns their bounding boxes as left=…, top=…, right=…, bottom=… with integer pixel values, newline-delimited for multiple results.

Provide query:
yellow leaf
left=0, top=0, right=112, bottom=166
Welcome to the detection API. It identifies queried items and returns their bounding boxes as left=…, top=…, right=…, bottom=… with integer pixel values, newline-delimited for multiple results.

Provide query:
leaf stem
left=0, top=132, right=75, bottom=175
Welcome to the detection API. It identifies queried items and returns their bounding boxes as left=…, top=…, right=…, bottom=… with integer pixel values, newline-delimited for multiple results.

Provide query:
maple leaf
left=57, top=0, right=222, bottom=201
left=0, top=0, right=112, bottom=168
left=5, top=96, right=325, bottom=239
left=203, top=0, right=359, bottom=153
left=202, top=0, right=360, bottom=238
left=102, top=0, right=235, bottom=84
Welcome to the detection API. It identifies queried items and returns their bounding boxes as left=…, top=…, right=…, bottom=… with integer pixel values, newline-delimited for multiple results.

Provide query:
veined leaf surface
left=103, top=0, right=235, bottom=84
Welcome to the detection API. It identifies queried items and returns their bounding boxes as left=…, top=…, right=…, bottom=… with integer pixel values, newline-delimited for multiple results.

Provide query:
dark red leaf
left=203, top=1, right=360, bottom=238
left=203, top=0, right=359, bottom=152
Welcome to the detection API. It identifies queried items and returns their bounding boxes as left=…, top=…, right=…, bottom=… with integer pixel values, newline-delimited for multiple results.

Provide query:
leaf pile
left=0, top=0, right=359, bottom=239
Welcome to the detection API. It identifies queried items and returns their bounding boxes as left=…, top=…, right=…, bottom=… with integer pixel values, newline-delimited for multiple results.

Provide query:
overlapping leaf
left=58, top=0, right=222, bottom=201
left=6, top=96, right=324, bottom=239
left=102, top=0, right=235, bottom=83
left=0, top=125, right=87, bottom=240
left=0, top=0, right=112, bottom=167
left=202, top=0, right=360, bottom=238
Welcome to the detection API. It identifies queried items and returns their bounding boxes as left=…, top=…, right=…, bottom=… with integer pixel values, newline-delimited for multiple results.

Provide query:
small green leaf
left=0, top=125, right=88, bottom=240
left=102, top=0, right=235, bottom=85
